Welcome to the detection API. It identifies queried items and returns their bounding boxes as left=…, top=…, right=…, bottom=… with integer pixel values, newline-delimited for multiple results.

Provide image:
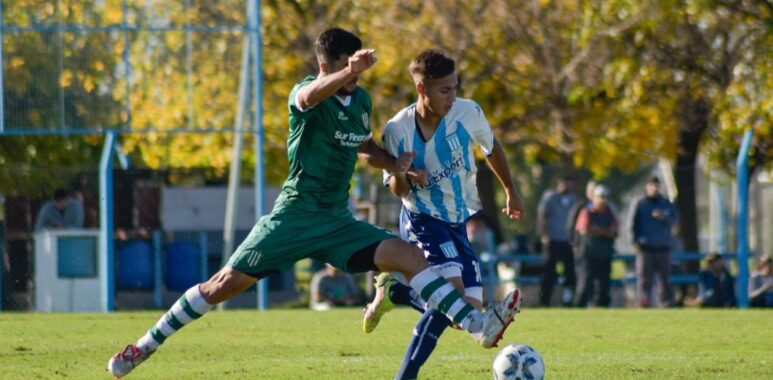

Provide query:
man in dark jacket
left=628, top=177, right=678, bottom=308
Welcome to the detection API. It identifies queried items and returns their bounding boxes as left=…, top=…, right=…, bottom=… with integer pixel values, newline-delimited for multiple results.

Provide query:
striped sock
left=408, top=268, right=480, bottom=332
left=137, top=285, right=213, bottom=351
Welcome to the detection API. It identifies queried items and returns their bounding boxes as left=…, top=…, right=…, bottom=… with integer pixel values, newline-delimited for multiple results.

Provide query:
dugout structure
left=0, top=0, right=269, bottom=311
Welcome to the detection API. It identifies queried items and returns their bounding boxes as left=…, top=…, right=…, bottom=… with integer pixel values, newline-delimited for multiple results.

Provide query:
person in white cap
left=574, top=184, right=618, bottom=307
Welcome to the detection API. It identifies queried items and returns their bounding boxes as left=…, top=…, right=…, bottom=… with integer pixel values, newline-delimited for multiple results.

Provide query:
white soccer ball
left=492, top=343, right=545, bottom=380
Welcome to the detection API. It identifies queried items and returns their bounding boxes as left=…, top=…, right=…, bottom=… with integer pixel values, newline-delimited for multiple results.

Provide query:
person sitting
left=34, top=187, right=84, bottom=231
left=309, top=264, right=364, bottom=311
left=749, top=255, right=772, bottom=308
left=689, top=253, right=737, bottom=308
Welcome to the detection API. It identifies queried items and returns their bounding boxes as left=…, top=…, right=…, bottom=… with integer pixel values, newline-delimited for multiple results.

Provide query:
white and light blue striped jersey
left=382, top=98, right=495, bottom=224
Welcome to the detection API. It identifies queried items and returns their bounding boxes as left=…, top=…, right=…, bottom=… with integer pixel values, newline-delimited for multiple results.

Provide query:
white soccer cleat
left=107, top=344, right=155, bottom=378
left=475, top=288, right=522, bottom=349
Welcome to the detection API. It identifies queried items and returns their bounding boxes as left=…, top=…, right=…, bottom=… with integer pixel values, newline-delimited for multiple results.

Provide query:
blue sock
left=395, top=309, right=450, bottom=380
left=389, top=282, right=425, bottom=313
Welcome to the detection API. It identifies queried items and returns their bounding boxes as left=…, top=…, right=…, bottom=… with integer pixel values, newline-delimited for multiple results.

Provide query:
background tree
left=636, top=0, right=770, bottom=262
left=0, top=0, right=121, bottom=194
left=1, top=0, right=769, bottom=252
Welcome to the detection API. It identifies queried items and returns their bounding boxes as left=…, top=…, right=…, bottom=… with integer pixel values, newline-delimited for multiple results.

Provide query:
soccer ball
left=492, top=343, right=545, bottom=380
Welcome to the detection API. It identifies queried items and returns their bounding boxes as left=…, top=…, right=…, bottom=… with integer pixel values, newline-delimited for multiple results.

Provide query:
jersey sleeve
left=465, top=101, right=495, bottom=156
left=361, top=89, right=374, bottom=136
left=288, top=78, right=319, bottom=116
left=380, top=121, right=403, bottom=186
left=381, top=122, right=402, bottom=157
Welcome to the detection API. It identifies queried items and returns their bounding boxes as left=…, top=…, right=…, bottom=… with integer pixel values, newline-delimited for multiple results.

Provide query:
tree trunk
left=674, top=95, right=710, bottom=273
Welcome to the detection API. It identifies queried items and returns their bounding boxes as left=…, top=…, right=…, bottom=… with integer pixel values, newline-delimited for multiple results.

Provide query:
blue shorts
left=400, top=207, right=483, bottom=301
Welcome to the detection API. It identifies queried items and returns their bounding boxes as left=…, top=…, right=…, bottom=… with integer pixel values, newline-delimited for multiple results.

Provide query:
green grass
left=1, top=308, right=771, bottom=379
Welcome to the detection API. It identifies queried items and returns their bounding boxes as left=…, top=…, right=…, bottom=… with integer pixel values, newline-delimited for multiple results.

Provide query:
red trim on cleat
left=508, top=289, right=521, bottom=309
left=492, top=288, right=522, bottom=347
left=492, top=316, right=514, bottom=347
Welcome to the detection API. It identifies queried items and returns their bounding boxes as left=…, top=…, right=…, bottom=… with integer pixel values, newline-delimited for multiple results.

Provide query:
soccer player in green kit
left=108, top=27, right=521, bottom=378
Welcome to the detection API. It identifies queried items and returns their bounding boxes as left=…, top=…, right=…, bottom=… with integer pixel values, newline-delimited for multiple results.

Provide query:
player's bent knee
left=374, top=239, right=428, bottom=275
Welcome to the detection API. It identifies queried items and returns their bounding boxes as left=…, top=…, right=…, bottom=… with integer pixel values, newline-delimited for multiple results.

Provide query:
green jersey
left=278, top=76, right=373, bottom=213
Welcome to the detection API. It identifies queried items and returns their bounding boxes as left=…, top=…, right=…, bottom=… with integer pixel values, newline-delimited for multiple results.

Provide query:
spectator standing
left=538, top=176, right=578, bottom=306
left=467, top=214, right=496, bottom=256
left=567, top=180, right=597, bottom=253
left=749, top=255, right=773, bottom=308
left=574, top=185, right=618, bottom=307
left=467, top=214, right=498, bottom=299
left=34, top=188, right=84, bottom=231
left=566, top=180, right=596, bottom=301
left=690, top=253, right=736, bottom=307
left=310, top=264, right=364, bottom=311
left=628, top=177, right=679, bottom=308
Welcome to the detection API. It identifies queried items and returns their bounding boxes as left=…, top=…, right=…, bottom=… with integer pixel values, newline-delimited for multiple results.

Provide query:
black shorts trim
left=346, top=241, right=382, bottom=273
left=244, top=269, right=279, bottom=280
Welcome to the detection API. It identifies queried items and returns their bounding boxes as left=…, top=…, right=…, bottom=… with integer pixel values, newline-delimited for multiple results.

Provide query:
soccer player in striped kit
left=363, top=49, right=526, bottom=380
left=108, top=29, right=521, bottom=378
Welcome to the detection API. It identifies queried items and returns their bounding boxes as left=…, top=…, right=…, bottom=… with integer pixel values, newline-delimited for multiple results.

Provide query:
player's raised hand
left=395, top=151, right=416, bottom=174
left=502, top=192, right=525, bottom=220
left=349, top=49, right=378, bottom=74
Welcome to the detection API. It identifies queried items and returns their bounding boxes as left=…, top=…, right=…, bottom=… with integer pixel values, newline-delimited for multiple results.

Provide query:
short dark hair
left=648, top=176, right=661, bottom=184
left=314, top=27, right=362, bottom=64
left=53, top=188, right=68, bottom=201
left=409, top=49, right=455, bottom=83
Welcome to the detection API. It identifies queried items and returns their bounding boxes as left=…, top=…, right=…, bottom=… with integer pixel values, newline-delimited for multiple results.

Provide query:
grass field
left=1, top=308, right=771, bottom=379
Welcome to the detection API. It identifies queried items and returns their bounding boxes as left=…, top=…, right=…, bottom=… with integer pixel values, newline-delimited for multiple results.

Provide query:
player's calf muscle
left=200, top=268, right=256, bottom=304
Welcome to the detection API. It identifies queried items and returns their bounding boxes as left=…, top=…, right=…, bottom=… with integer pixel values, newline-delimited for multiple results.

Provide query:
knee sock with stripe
left=408, top=267, right=482, bottom=333
left=137, top=285, right=213, bottom=352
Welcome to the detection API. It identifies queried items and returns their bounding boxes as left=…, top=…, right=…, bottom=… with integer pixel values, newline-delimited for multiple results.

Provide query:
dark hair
left=648, top=176, right=661, bottom=184
left=409, top=49, right=455, bottom=82
left=314, top=27, right=362, bottom=64
left=53, top=188, right=68, bottom=201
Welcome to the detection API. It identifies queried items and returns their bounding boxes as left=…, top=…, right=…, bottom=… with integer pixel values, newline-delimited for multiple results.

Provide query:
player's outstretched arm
left=297, top=49, right=377, bottom=109
left=359, top=139, right=427, bottom=197
left=358, top=138, right=398, bottom=170
left=484, top=138, right=525, bottom=220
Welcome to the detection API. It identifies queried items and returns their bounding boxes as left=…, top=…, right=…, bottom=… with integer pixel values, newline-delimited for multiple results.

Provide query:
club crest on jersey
left=439, top=241, right=459, bottom=258
left=362, top=112, right=369, bottom=129
left=446, top=133, right=462, bottom=151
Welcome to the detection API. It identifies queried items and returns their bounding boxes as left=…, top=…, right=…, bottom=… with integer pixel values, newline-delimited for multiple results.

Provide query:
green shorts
left=227, top=205, right=396, bottom=275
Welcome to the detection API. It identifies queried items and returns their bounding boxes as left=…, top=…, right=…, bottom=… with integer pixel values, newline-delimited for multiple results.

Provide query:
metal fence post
left=199, top=231, right=208, bottom=282
left=100, top=132, right=117, bottom=312
left=249, top=0, right=268, bottom=311
left=0, top=0, right=5, bottom=133
left=736, top=129, right=754, bottom=309
left=153, top=230, right=163, bottom=308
